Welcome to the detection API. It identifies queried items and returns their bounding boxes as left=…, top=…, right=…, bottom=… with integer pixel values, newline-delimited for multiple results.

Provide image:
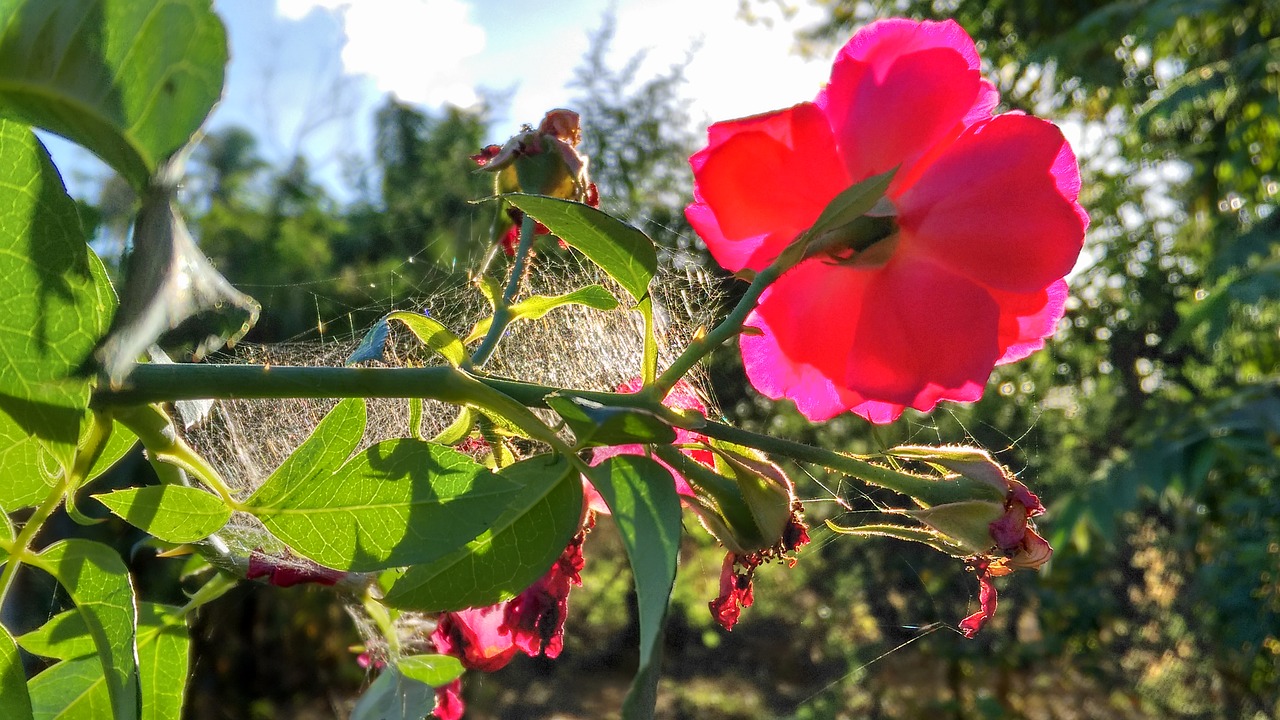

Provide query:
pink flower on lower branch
left=957, top=478, right=1053, bottom=638
left=686, top=18, right=1088, bottom=423
left=429, top=524, right=592, bottom=719
left=585, top=377, right=714, bottom=513
left=709, top=509, right=810, bottom=631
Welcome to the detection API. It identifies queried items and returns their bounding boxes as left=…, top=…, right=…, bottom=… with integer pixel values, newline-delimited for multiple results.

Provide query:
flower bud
left=473, top=109, right=599, bottom=254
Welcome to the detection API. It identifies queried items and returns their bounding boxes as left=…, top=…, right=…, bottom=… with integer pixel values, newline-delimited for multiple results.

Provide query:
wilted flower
left=686, top=18, right=1088, bottom=423
left=474, top=108, right=600, bottom=255
left=246, top=549, right=345, bottom=588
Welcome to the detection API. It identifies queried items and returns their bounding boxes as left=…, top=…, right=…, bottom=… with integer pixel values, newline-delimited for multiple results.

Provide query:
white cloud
left=611, top=0, right=831, bottom=126
left=274, top=0, right=486, bottom=108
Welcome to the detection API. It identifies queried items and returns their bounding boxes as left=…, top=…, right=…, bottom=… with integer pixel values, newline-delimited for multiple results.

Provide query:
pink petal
left=740, top=260, right=872, bottom=421
left=687, top=103, right=849, bottom=272
left=896, top=114, right=1088, bottom=294
left=842, top=256, right=1002, bottom=407
left=836, top=18, right=982, bottom=72
left=992, top=280, right=1069, bottom=364
left=818, top=19, right=991, bottom=187
left=431, top=606, right=517, bottom=672
left=959, top=563, right=999, bottom=639
left=433, top=679, right=465, bottom=720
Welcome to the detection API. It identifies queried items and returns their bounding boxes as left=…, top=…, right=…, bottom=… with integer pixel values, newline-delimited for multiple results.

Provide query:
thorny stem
left=92, top=363, right=1001, bottom=505
left=694, top=418, right=1005, bottom=506
left=468, top=214, right=537, bottom=369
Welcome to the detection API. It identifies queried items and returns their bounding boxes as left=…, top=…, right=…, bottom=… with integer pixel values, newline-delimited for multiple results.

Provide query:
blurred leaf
left=395, top=654, right=464, bottom=688
left=586, top=455, right=681, bottom=720
left=17, top=609, right=95, bottom=660
left=24, top=603, right=187, bottom=720
left=546, top=394, right=676, bottom=447
left=0, top=120, right=115, bottom=473
left=384, top=454, right=583, bottom=611
left=465, top=284, right=620, bottom=343
left=502, top=194, right=657, bottom=302
left=245, top=438, right=523, bottom=572
left=0, top=0, right=227, bottom=187
left=0, top=624, right=32, bottom=720
left=91, top=182, right=259, bottom=384
left=27, top=655, right=113, bottom=719
left=348, top=311, right=465, bottom=367
left=31, top=540, right=137, bottom=720
left=350, top=667, right=434, bottom=720
left=94, top=485, right=231, bottom=543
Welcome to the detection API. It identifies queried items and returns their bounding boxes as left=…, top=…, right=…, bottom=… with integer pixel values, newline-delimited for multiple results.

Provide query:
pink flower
left=432, top=679, right=465, bottom=720
left=430, top=605, right=518, bottom=673
left=958, top=480, right=1051, bottom=638
left=686, top=18, right=1088, bottom=423
left=503, top=522, right=588, bottom=659
left=585, top=377, right=714, bottom=514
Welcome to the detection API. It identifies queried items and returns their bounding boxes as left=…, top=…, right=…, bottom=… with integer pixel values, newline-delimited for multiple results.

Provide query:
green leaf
left=135, top=603, right=189, bottom=720
left=384, top=454, right=583, bottom=611
left=350, top=667, right=435, bottom=720
left=586, top=455, right=682, bottom=720
left=25, top=603, right=187, bottom=720
left=546, top=394, right=676, bottom=447
left=395, top=654, right=464, bottom=687
left=806, top=167, right=896, bottom=238
left=95, top=485, right=231, bottom=543
left=31, top=540, right=138, bottom=720
left=0, top=121, right=116, bottom=472
left=502, top=194, right=657, bottom=302
left=348, top=311, right=466, bottom=367
left=0, top=0, right=228, bottom=187
left=27, top=655, right=113, bottom=719
left=247, top=397, right=365, bottom=507
left=17, top=609, right=95, bottom=660
left=0, top=413, right=135, bottom=512
left=245, top=438, right=524, bottom=573
left=465, top=285, right=620, bottom=343
left=0, top=624, right=33, bottom=720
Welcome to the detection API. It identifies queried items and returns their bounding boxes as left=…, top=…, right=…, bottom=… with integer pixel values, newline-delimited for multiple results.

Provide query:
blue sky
left=51, top=0, right=832, bottom=201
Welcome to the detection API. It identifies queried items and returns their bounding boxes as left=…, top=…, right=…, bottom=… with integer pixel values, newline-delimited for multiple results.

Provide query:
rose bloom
left=686, top=18, right=1088, bottom=423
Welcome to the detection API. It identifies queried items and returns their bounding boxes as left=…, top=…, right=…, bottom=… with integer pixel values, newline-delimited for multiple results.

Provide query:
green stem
left=468, top=214, right=536, bottom=369
left=114, top=404, right=243, bottom=509
left=694, top=419, right=1004, bottom=505
left=0, top=475, right=70, bottom=610
left=649, top=247, right=796, bottom=399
